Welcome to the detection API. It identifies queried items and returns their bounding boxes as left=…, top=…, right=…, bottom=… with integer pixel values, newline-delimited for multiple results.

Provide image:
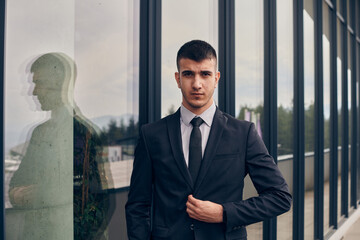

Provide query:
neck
left=182, top=100, right=214, bottom=115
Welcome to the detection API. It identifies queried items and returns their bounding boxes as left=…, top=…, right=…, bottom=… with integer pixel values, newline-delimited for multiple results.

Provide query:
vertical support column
left=218, top=0, right=235, bottom=116
left=0, top=0, right=5, bottom=238
left=329, top=0, right=338, bottom=229
left=263, top=0, right=277, bottom=238
left=340, top=0, right=349, bottom=218
left=314, top=0, right=324, bottom=238
left=139, top=0, right=162, bottom=127
left=293, top=0, right=305, bottom=239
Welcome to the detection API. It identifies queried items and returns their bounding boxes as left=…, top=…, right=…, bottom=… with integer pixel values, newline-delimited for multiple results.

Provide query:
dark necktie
left=189, top=117, right=204, bottom=185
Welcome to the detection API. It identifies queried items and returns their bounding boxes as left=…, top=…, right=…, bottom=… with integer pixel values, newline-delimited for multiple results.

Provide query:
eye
left=201, top=71, right=212, bottom=77
left=182, top=71, right=193, bottom=77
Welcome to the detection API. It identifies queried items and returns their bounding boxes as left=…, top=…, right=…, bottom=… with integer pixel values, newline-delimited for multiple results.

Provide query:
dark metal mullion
left=263, top=0, right=277, bottom=239
left=293, top=0, right=305, bottom=239
left=218, top=0, right=235, bottom=116
left=340, top=0, right=349, bottom=218
left=349, top=0, right=357, bottom=209
left=314, top=0, right=324, bottom=238
left=329, top=1, right=339, bottom=228
left=1, top=0, right=5, bottom=238
left=139, top=0, right=161, bottom=128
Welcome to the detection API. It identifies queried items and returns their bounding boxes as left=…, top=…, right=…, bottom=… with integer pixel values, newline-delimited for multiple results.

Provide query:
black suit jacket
left=125, top=108, right=291, bottom=240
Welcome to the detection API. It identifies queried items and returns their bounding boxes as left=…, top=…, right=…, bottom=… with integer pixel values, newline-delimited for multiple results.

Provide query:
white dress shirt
left=180, top=102, right=216, bottom=167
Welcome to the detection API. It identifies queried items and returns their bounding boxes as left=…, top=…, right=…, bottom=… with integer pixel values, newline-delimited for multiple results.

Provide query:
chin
left=187, top=100, right=203, bottom=106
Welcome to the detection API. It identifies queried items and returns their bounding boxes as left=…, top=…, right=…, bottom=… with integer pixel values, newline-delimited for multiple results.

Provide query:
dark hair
left=176, top=40, right=217, bottom=70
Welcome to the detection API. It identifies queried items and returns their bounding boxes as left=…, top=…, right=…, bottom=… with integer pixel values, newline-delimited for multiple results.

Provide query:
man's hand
left=186, top=195, right=223, bottom=223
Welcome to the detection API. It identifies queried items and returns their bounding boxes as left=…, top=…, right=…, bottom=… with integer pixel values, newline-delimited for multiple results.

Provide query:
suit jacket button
left=190, top=224, right=194, bottom=230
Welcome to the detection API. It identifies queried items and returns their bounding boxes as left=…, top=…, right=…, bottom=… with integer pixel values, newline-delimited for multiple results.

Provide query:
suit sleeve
left=222, top=123, right=292, bottom=232
left=125, top=126, right=153, bottom=240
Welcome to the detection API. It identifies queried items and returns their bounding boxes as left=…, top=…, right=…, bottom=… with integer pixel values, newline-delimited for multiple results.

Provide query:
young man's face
left=175, top=57, right=220, bottom=115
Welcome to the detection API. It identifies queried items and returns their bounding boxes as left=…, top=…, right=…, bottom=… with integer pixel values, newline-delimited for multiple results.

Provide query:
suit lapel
left=194, top=108, right=227, bottom=192
left=166, top=109, right=194, bottom=190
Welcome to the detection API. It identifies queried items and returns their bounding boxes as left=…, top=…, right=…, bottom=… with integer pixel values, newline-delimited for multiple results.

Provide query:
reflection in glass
left=323, top=2, right=331, bottom=234
left=74, top=0, right=139, bottom=238
left=235, top=0, right=264, bottom=238
left=347, top=31, right=352, bottom=212
left=161, top=0, right=218, bottom=117
left=6, top=53, right=75, bottom=240
left=4, top=0, right=139, bottom=239
left=4, top=1, right=76, bottom=239
left=304, top=4, right=315, bottom=239
left=337, top=18, right=343, bottom=222
left=6, top=53, right=117, bottom=240
left=337, top=0, right=343, bottom=16
left=276, top=0, right=294, bottom=239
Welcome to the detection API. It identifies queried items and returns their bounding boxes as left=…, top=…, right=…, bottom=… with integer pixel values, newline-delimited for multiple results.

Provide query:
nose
left=192, top=75, right=202, bottom=89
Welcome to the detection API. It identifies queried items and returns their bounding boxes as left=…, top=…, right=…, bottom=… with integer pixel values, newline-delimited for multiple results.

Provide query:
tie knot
left=190, top=117, right=204, bottom=127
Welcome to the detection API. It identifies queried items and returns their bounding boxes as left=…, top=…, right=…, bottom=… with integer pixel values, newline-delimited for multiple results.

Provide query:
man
left=125, top=40, right=291, bottom=240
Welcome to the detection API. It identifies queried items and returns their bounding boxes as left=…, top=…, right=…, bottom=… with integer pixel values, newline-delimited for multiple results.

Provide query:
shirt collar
left=180, top=102, right=216, bottom=127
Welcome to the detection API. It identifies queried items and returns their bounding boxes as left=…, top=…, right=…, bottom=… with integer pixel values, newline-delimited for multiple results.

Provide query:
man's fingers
left=188, top=194, right=200, bottom=205
left=186, top=197, right=224, bottom=223
left=186, top=200, right=199, bottom=214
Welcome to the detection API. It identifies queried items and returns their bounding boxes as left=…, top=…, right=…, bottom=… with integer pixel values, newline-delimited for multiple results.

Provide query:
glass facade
left=161, top=0, right=218, bottom=117
left=276, top=0, right=294, bottom=238
left=4, top=0, right=138, bottom=239
left=303, top=1, right=315, bottom=238
left=235, top=0, right=263, bottom=238
left=1, top=0, right=360, bottom=239
left=323, top=1, right=331, bottom=234
left=337, top=17, right=343, bottom=223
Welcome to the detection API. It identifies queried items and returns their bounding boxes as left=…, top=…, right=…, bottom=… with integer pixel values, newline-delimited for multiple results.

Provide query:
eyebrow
left=181, top=70, right=213, bottom=75
left=200, top=70, right=213, bottom=75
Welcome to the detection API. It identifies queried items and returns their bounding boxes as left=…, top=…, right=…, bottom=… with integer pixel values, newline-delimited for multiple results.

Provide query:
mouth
left=191, top=93, right=204, bottom=96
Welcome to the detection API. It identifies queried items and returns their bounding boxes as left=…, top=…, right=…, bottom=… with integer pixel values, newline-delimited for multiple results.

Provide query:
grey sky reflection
left=5, top=0, right=139, bottom=153
left=161, top=0, right=218, bottom=117
left=5, top=0, right=339, bottom=154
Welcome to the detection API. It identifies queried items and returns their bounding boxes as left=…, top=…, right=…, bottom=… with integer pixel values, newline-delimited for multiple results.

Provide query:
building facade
left=1, top=0, right=360, bottom=239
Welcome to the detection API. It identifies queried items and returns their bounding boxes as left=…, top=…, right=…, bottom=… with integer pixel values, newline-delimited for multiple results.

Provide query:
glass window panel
left=323, top=1, right=331, bottom=234
left=74, top=1, right=139, bottom=239
left=161, top=0, right=218, bottom=117
left=304, top=0, right=315, bottom=238
left=235, top=0, right=264, bottom=238
left=276, top=0, right=294, bottom=238
left=5, top=1, right=75, bottom=239
left=337, top=18, right=343, bottom=222
left=347, top=0, right=351, bottom=27
left=347, top=31, right=352, bottom=211
left=4, top=0, right=139, bottom=239
left=337, top=0, right=343, bottom=16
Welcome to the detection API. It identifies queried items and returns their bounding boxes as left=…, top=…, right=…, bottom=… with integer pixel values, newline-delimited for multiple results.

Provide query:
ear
left=175, top=72, right=181, bottom=88
left=214, top=71, right=220, bottom=88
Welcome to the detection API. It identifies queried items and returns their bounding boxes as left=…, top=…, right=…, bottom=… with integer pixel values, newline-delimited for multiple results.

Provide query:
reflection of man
left=8, top=53, right=113, bottom=240
left=126, top=40, right=292, bottom=240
